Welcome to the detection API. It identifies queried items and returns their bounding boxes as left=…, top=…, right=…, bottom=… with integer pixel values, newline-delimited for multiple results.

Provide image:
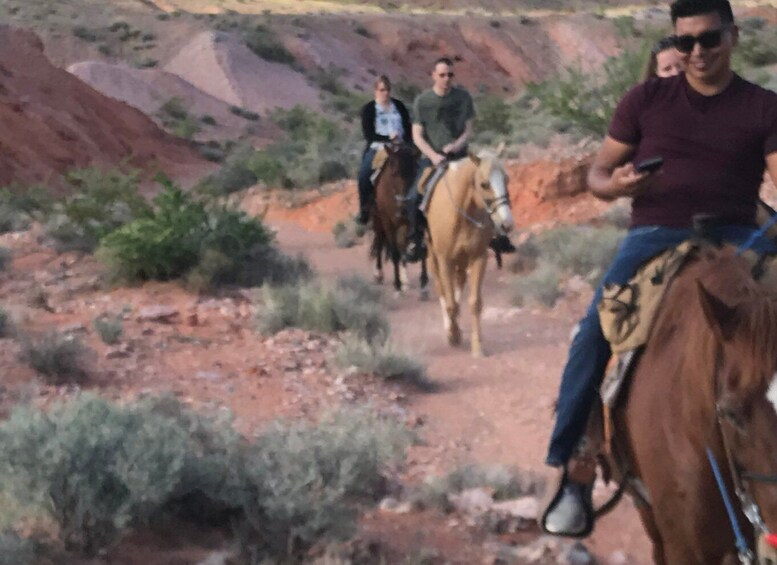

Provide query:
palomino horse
left=371, top=143, right=429, bottom=297
left=425, top=148, right=514, bottom=357
left=615, top=245, right=777, bottom=564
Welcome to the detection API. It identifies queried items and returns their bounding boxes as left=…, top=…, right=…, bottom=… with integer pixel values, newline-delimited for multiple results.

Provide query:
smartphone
left=635, top=156, right=664, bottom=174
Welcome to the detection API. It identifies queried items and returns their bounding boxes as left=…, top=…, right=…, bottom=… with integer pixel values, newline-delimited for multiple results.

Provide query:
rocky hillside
left=0, top=26, right=206, bottom=190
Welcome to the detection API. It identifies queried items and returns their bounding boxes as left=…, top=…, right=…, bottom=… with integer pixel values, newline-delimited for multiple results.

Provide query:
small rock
left=450, top=487, right=494, bottom=518
left=492, top=496, right=539, bottom=521
left=196, top=371, right=221, bottom=381
left=60, top=322, right=87, bottom=334
left=558, top=542, right=595, bottom=565
left=105, top=349, right=130, bottom=359
left=137, top=305, right=180, bottom=324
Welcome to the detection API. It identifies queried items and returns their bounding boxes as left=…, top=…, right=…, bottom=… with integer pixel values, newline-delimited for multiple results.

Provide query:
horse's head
left=696, top=248, right=777, bottom=547
left=384, top=142, right=419, bottom=187
left=469, top=144, right=514, bottom=235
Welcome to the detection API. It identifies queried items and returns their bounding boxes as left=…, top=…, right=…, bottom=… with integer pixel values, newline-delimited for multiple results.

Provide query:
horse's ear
left=697, top=281, right=738, bottom=342
left=495, top=142, right=506, bottom=158
left=469, top=150, right=481, bottom=165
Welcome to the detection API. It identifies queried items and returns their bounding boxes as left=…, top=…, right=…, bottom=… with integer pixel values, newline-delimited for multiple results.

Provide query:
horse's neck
left=444, top=160, right=477, bottom=209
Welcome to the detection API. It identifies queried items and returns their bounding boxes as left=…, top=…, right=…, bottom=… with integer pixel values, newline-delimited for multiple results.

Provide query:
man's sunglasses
left=672, top=28, right=726, bottom=54
left=437, top=72, right=455, bottom=78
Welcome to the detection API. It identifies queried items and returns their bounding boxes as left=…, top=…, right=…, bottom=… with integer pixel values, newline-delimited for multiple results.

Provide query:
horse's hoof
left=448, top=329, right=462, bottom=346
left=374, top=274, right=384, bottom=284
left=471, top=348, right=485, bottom=359
left=393, top=289, right=404, bottom=299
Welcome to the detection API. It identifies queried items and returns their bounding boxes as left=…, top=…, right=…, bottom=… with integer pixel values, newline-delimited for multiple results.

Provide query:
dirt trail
left=273, top=220, right=654, bottom=563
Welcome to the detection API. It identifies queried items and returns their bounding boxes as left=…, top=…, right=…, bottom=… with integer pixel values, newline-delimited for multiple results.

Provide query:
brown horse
left=615, top=245, right=777, bottom=564
left=425, top=148, right=514, bottom=357
left=371, top=143, right=429, bottom=298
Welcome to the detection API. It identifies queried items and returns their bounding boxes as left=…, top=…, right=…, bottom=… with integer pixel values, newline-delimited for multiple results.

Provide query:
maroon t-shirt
left=608, top=73, right=777, bottom=228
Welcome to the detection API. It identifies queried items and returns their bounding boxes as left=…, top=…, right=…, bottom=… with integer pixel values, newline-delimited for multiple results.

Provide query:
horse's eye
left=480, top=181, right=489, bottom=189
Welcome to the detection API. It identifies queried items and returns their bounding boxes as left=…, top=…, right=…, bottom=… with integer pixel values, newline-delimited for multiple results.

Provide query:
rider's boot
left=540, top=458, right=595, bottom=537
left=489, top=234, right=516, bottom=254
left=404, top=206, right=427, bottom=263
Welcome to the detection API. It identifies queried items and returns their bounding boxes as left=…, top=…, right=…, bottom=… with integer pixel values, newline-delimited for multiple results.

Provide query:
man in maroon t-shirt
left=541, top=0, right=777, bottom=537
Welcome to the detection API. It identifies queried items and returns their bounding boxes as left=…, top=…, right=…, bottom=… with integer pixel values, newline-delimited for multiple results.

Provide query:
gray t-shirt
left=413, top=86, right=475, bottom=153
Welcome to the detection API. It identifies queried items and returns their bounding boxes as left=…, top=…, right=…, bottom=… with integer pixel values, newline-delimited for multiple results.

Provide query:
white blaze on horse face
left=767, top=372, right=777, bottom=415
left=489, top=168, right=514, bottom=234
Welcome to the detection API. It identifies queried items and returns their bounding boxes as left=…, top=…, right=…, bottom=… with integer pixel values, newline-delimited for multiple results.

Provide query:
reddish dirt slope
left=0, top=26, right=205, bottom=191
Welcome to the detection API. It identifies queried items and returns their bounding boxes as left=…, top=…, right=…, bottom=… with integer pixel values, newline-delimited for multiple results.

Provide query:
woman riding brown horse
left=618, top=245, right=777, bottom=563
left=371, top=142, right=429, bottom=297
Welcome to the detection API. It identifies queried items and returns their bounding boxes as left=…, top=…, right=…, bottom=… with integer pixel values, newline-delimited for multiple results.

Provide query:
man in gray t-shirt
left=404, top=57, right=475, bottom=262
left=404, top=57, right=514, bottom=262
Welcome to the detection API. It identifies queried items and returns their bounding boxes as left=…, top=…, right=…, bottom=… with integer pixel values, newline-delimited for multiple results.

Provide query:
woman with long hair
left=642, top=36, right=685, bottom=81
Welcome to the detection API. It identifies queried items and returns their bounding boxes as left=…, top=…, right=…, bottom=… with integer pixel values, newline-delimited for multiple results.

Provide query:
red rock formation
left=0, top=26, right=204, bottom=192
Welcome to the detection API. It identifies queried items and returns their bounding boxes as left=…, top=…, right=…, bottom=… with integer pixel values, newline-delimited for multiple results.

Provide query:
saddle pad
left=371, top=148, right=388, bottom=170
left=598, top=240, right=695, bottom=354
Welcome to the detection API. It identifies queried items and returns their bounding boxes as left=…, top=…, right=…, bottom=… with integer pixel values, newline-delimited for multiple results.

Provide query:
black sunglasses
left=437, top=72, right=455, bottom=78
left=672, top=28, right=726, bottom=54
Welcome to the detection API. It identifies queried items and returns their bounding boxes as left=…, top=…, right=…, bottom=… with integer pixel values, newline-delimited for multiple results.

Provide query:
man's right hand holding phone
left=608, top=163, right=653, bottom=198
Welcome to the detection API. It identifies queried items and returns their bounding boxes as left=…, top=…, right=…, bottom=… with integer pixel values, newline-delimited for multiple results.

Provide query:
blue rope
left=737, top=211, right=777, bottom=255
left=706, top=448, right=751, bottom=559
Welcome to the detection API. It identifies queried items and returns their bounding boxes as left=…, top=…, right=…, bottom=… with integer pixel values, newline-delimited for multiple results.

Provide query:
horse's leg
left=374, top=239, right=384, bottom=284
left=454, top=264, right=466, bottom=307
left=468, top=254, right=488, bottom=357
left=435, top=258, right=461, bottom=346
left=392, top=248, right=403, bottom=295
left=419, top=257, right=430, bottom=301
left=634, top=505, right=668, bottom=565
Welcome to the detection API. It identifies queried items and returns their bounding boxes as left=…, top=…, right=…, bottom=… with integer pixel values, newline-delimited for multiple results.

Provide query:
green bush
left=248, top=150, right=286, bottom=186
left=334, top=334, right=432, bottom=390
left=0, top=531, right=36, bottom=565
left=93, top=315, right=123, bottom=345
left=0, top=185, right=52, bottom=233
left=0, top=247, right=11, bottom=271
left=318, top=160, right=349, bottom=184
left=229, top=106, right=260, bottom=121
left=0, top=395, right=408, bottom=561
left=0, top=395, right=237, bottom=555
left=510, top=261, right=562, bottom=307
left=256, top=275, right=388, bottom=342
left=527, top=45, right=648, bottom=136
left=20, top=332, right=90, bottom=385
left=0, top=307, right=11, bottom=338
left=533, top=224, right=623, bottom=283
left=236, top=409, right=409, bottom=560
left=332, top=220, right=359, bottom=249
left=98, top=178, right=282, bottom=289
left=244, top=24, right=296, bottom=65
left=45, top=168, right=150, bottom=252
left=475, top=94, right=513, bottom=136
left=72, top=26, right=98, bottom=42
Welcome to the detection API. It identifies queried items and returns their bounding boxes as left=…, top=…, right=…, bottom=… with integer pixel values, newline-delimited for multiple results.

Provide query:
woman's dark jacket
left=360, top=98, right=413, bottom=155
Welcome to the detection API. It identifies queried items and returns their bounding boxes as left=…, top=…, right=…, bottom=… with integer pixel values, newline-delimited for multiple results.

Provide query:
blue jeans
left=407, top=157, right=432, bottom=240
left=545, top=224, right=777, bottom=467
left=357, top=149, right=377, bottom=215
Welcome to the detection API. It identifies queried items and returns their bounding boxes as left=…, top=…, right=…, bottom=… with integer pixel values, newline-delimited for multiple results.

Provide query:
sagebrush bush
left=0, top=247, right=12, bottom=271
left=244, top=24, right=296, bottom=65
left=0, top=396, right=408, bottom=561
left=474, top=94, right=513, bottom=136
left=510, top=261, right=562, bottom=308
left=20, top=332, right=90, bottom=385
left=0, top=185, right=52, bottom=233
left=93, top=316, right=123, bottom=345
left=332, top=220, right=359, bottom=248
left=533, top=225, right=623, bottom=283
left=257, top=275, right=388, bottom=341
left=409, top=464, right=544, bottom=513
left=334, top=334, right=432, bottom=390
left=0, top=395, right=235, bottom=555
left=0, top=307, right=12, bottom=338
left=197, top=145, right=258, bottom=195
left=98, top=178, right=282, bottom=289
left=0, top=530, right=35, bottom=565
left=236, top=409, right=410, bottom=560
left=45, top=168, right=150, bottom=252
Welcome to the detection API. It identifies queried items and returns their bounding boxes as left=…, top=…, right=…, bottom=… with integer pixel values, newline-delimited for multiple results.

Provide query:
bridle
left=712, top=349, right=777, bottom=564
left=442, top=158, right=511, bottom=233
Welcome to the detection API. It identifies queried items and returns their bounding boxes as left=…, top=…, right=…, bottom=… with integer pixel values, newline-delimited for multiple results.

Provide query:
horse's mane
left=383, top=145, right=417, bottom=182
left=652, top=245, right=777, bottom=395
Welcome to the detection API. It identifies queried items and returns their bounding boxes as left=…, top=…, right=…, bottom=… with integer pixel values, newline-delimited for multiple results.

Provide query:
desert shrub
left=334, top=334, right=431, bottom=389
left=332, top=220, right=360, bottom=248
left=0, top=185, right=52, bottom=233
left=229, top=106, right=260, bottom=121
left=394, top=81, right=421, bottom=105
left=0, top=247, right=11, bottom=271
left=20, top=332, right=90, bottom=385
left=0, top=307, right=11, bottom=338
left=737, top=33, right=777, bottom=67
left=0, top=395, right=239, bottom=556
left=354, top=24, right=371, bottom=37
left=201, top=114, right=217, bottom=126
left=533, top=224, right=623, bottom=283
left=0, top=531, right=36, bottom=565
left=93, top=315, right=123, bottom=345
left=45, top=168, right=150, bottom=252
left=99, top=178, right=286, bottom=290
left=159, top=98, right=200, bottom=138
left=527, top=45, right=648, bottom=136
left=475, top=93, right=513, bottom=136
left=236, top=409, right=409, bottom=560
left=199, top=145, right=259, bottom=195
left=244, top=24, right=296, bottom=65
left=318, top=160, right=349, bottom=183
left=256, top=275, right=387, bottom=341
left=248, top=150, right=286, bottom=186
left=136, top=58, right=158, bottom=69
left=409, top=464, right=543, bottom=512
left=510, top=261, right=562, bottom=307
left=72, top=26, right=98, bottom=42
